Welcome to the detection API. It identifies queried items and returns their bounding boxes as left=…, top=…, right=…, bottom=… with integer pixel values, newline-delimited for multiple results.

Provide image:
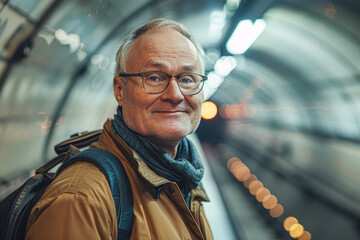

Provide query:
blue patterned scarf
left=111, top=106, right=204, bottom=195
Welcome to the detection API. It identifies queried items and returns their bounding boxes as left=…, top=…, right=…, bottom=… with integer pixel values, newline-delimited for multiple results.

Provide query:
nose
left=159, top=77, right=184, bottom=102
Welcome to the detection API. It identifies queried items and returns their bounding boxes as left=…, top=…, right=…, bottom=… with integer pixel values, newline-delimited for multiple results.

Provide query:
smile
left=153, top=111, right=187, bottom=115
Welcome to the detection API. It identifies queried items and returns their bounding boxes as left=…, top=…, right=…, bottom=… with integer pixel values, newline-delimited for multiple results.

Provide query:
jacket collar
left=132, top=150, right=171, bottom=187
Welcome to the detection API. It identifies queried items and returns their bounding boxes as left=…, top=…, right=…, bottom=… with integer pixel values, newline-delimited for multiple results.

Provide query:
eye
left=144, top=72, right=167, bottom=86
left=179, top=75, right=195, bottom=84
left=148, top=76, right=160, bottom=82
left=146, top=73, right=162, bottom=82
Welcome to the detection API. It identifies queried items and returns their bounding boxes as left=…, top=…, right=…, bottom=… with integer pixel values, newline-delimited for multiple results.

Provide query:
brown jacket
left=26, top=119, right=213, bottom=239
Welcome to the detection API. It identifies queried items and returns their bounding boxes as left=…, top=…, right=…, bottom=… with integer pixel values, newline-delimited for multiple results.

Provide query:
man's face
left=114, top=28, right=204, bottom=149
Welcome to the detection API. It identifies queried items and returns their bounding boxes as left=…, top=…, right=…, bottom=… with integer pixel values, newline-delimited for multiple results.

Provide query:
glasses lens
left=142, top=72, right=205, bottom=95
left=178, top=74, right=203, bottom=94
left=143, top=72, right=168, bottom=93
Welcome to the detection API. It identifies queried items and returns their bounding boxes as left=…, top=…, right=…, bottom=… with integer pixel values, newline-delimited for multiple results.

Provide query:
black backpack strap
left=1, top=174, right=52, bottom=240
left=58, top=148, right=134, bottom=240
left=54, top=130, right=102, bottom=155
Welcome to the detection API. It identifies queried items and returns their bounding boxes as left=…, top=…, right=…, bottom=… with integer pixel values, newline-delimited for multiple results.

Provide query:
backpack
left=0, top=130, right=134, bottom=240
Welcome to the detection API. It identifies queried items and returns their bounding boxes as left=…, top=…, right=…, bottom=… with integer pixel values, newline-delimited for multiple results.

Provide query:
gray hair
left=114, top=18, right=206, bottom=76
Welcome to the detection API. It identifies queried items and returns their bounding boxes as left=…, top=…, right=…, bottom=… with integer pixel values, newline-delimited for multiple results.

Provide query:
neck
left=150, top=139, right=180, bottom=158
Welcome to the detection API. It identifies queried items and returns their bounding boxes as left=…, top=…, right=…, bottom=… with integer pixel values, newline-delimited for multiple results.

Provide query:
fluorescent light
left=207, top=71, right=224, bottom=88
left=209, top=10, right=226, bottom=31
left=208, top=10, right=227, bottom=42
left=203, top=71, right=224, bottom=100
left=54, top=29, right=68, bottom=44
left=225, top=0, right=241, bottom=11
left=226, top=19, right=266, bottom=54
left=214, top=56, right=237, bottom=77
left=55, top=29, right=80, bottom=53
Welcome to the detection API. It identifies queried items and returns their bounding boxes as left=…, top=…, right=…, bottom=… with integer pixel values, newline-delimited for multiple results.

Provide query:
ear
left=113, top=76, right=125, bottom=106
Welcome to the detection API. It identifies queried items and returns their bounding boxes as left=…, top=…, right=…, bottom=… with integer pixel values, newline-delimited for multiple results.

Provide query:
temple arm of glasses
left=119, top=73, right=143, bottom=77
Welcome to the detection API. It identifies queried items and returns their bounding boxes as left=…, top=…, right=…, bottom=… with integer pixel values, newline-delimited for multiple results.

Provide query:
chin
left=157, top=127, right=191, bottom=141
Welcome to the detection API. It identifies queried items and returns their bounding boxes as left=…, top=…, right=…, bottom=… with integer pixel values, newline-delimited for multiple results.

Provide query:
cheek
left=194, top=106, right=202, bottom=123
left=123, top=87, right=155, bottom=122
left=189, top=95, right=203, bottom=113
left=124, top=85, right=145, bottom=107
left=189, top=97, right=203, bottom=124
left=122, top=88, right=141, bottom=120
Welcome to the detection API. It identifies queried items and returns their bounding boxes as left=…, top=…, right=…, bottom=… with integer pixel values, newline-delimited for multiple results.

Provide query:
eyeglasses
left=119, top=71, right=207, bottom=95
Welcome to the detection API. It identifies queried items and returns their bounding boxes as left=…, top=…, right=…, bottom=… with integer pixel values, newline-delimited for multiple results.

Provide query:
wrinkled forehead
left=127, top=28, right=201, bottom=71
left=142, top=28, right=197, bottom=52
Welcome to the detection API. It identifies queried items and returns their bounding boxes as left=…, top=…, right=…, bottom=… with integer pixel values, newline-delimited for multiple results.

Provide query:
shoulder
left=45, top=161, right=110, bottom=198
left=26, top=162, right=117, bottom=238
left=39, top=162, right=112, bottom=202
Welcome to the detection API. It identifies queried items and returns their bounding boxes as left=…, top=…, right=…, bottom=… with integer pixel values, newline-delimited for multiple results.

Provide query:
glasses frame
left=119, top=71, right=207, bottom=95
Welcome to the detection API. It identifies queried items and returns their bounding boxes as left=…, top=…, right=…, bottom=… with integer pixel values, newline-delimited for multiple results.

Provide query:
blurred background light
left=214, top=56, right=237, bottom=77
left=208, top=10, right=227, bottom=42
left=227, top=157, right=240, bottom=170
left=269, top=204, right=284, bottom=218
left=54, top=28, right=81, bottom=53
left=54, top=28, right=67, bottom=44
left=262, top=194, right=278, bottom=209
left=207, top=71, right=224, bottom=88
left=209, top=10, right=226, bottom=31
left=289, top=223, right=305, bottom=238
left=201, top=101, right=218, bottom=120
left=204, top=71, right=224, bottom=100
left=244, top=174, right=257, bottom=188
left=225, top=0, right=241, bottom=12
left=226, top=19, right=266, bottom=54
left=284, top=216, right=299, bottom=231
left=235, top=165, right=250, bottom=181
left=298, top=231, right=312, bottom=240
left=256, top=187, right=270, bottom=202
left=67, top=34, right=80, bottom=53
left=249, top=180, right=263, bottom=194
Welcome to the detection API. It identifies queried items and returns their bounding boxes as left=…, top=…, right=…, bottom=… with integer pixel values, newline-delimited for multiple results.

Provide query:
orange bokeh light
left=227, top=157, right=239, bottom=170
left=249, top=180, right=264, bottom=195
left=256, top=188, right=270, bottom=202
left=283, top=216, right=299, bottom=231
left=201, top=101, right=218, bottom=120
left=298, top=231, right=312, bottom=240
left=262, top=194, right=278, bottom=209
left=230, top=159, right=243, bottom=172
left=289, top=223, right=304, bottom=238
left=243, top=174, right=258, bottom=188
left=269, top=204, right=284, bottom=218
left=235, top=165, right=250, bottom=181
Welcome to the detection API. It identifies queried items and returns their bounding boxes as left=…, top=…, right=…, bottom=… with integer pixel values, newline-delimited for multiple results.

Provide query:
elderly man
left=25, top=19, right=213, bottom=239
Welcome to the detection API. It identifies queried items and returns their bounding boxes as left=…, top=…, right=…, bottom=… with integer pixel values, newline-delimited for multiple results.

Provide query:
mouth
left=152, top=110, right=188, bottom=115
left=153, top=110, right=186, bottom=113
left=152, top=107, right=188, bottom=113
